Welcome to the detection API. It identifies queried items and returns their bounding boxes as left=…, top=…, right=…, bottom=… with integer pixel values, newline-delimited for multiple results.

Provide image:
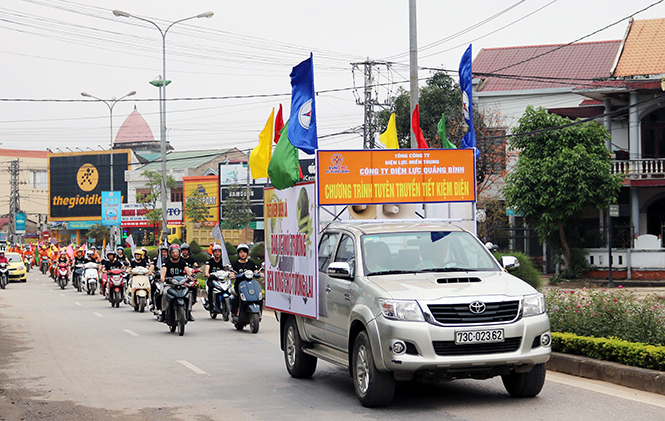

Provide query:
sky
left=1, top=0, right=665, bottom=154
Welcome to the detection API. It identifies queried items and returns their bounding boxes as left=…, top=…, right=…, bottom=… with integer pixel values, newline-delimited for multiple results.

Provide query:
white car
left=278, top=221, right=550, bottom=407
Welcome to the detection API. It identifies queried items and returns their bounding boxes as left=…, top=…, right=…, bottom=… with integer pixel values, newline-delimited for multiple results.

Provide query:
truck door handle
left=344, top=293, right=351, bottom=301
left=325, top=286, right=331, bottom=293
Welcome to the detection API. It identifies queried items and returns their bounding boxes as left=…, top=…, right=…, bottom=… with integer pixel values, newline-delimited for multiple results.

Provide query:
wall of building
left=0, top=149, right=49, bottom=228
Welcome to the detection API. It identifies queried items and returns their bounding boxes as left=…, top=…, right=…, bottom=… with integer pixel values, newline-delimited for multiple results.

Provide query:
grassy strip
left=552, top=332, right=665, bottom=371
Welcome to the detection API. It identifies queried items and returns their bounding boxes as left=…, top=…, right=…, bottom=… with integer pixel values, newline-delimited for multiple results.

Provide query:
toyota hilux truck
left=277, top=221, right=550, bottom=407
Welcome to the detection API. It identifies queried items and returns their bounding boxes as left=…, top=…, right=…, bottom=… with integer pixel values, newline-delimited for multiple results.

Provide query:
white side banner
left=264, top=182, right=318, bottom=319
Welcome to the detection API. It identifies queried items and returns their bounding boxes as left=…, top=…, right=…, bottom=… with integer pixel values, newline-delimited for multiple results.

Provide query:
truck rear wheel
left=283, top=317, right=317, bottom=378
left=501, top=363, right=546, bottom=397
left=352, top=330, right=395, bottom=407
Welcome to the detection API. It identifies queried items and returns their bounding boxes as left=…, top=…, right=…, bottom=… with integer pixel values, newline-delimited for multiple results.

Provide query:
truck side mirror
left=327, top=262, right=352, bottom=279
left=500, top=256, right=520, bottom=271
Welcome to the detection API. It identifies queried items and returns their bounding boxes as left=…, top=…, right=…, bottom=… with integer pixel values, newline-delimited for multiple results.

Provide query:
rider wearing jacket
left=0, top=250, right=9, bottom=265
left=180, top=243, right=199, bottom=311
left=159, top=244, right=193, bottom=322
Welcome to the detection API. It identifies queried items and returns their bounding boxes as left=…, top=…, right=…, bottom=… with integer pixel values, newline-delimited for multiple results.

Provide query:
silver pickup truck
left=277, top=221, right=551, bottom=407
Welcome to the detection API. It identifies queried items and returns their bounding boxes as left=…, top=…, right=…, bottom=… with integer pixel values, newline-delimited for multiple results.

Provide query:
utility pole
left=8, top=159, right=21, bottom=243
left=409, top=0, right=419, bottom=149
left=352, top=59, right=391, bottom=149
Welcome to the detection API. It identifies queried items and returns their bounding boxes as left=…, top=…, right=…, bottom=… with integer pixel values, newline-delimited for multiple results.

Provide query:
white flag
left=210, top=224, right=231, bottom=266
left=126, top=233, right=136, bottom=255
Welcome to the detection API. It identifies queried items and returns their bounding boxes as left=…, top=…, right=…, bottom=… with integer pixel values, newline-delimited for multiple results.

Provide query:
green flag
left=268, top=120, right=300, bottom=190
left=438, top=114, right=457, bottom=149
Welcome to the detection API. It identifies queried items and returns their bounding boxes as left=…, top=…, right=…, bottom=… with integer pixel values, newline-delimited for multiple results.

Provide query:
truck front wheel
left=283, top=317, right=317, bottom=378
left=501, top=363, right=546, bottom=397
left=352, top=330, right=395, bottom=407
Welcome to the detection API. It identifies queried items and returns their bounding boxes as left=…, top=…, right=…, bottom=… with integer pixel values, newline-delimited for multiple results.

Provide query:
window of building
left=171, top=187, right=183, bottom=203
left=136, top=188, right=151, bottom=202
left=30, top=170, right=47, bottom=189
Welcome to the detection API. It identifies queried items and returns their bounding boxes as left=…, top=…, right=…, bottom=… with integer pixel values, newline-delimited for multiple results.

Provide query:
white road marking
left=93, top=312, right=103, bottom=318
left=177, top=360, right=208, bottom=375
left=74, top=302, right=81, bottom=306
left=59, top=294, right=65, bottom=297
left=123, top=329, right=139, bottom=337
left=547, top=371, right=665, bottom=409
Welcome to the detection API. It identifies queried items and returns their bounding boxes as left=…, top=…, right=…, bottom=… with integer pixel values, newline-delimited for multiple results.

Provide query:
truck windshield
left=361, top=231, right=499, bottom=275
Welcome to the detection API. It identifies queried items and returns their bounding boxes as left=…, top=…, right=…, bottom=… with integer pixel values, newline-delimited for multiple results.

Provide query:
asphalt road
left=1, top=271, right=664, bottom=420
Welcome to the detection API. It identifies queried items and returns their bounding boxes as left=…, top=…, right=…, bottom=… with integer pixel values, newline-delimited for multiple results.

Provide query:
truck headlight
left=379, top=299, right=424, bottom=322
left=522, top=293, right=546, bottom=317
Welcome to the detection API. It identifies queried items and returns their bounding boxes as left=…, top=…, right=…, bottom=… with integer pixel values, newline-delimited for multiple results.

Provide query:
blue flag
left=288, top=54, right=318, bottom=155
left=459, top=44, right=478, bottom=156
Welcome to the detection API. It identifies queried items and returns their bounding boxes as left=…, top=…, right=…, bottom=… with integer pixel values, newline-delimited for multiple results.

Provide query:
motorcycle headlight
left=378, top=299, right=424, bottom=322
left=18, top=265, right=24, bottom=270
left=522, top=293, right=546, bottom=317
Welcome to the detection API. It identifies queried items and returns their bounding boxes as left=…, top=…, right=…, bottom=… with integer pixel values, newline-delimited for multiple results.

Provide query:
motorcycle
left=57, top=263, right=69, bottom=290
left=127, top=267, right=150, bottom=313
left=231, top=270, right=263, bottom=334
left=40, top=258, right=48, bottom=274
left=24, top=255, right=33, bottom=272
left=201, top=268, right=233, bottom=321
left=0, top=262, right=8, bottom=289
left=107, top=268, right=126, bottom=308
left=72, top=263, right=84, bottom=292
left=82, top=262, right=98, bottom=295
left=163, top=275, right=197, bottom=336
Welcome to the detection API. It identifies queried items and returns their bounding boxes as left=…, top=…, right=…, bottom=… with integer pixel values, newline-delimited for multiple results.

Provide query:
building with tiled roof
left=114, top=106, right=173, bottom=161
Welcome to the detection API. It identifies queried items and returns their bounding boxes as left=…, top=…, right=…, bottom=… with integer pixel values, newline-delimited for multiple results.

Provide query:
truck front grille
left=427, top=301, right=520, bottom=324
left=432, top=337, right=522, bottom=356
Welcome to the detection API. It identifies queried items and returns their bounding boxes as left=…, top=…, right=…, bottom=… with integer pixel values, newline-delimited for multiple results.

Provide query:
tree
left=184, top=187, right=211, bottom=224
left=137, top=170, right=176, bottom=244
left=376, top=70, right=513, bottom=196
left=86, top=224, right=109, bottom=243
left=502, top=106, right=623, bottom=269
left=221, top=184, right=254, bottom=229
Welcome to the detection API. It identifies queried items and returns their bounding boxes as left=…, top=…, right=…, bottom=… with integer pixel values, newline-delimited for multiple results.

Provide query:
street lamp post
left=81, top=90, right=136, bottom=246
left=113, top=9, right=214, bottom=242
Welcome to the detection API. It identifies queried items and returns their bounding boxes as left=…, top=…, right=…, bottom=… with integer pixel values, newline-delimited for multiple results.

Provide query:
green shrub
left=146, top=249, right=158, bottom=260
left=546, top=288, right=665, bottom=346
left=560, top=248, right=591, bottom=279
left=493, top=251, right=542, bottom=290
left=225, top=241, right=237, bottom=258
left=192, top=252, right=208, bottom=266
left=552, top=332, right=665, bottom=371
left=171, top=237, right=182, bottom=246
left=189, top=240, right=202, bottom=255
left=250, top=242, right=264, bottom=265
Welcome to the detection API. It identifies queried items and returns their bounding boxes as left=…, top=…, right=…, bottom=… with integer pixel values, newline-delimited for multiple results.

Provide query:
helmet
left=116, top=246, right=124, bottom=253
left=141, top=247, right=148, bottom=253
left=169, top=244, right=181, bottom=255
left=86, top=249, right=94, bottom=256
left=212, top=243, right=223, bottom=252
left=181, top=243, right=190, bottom=251
left=159, top=243, right=168, bottom=251
left=237, top=243, right=249, bottom=254
left=106, top=250, right=116, bottom=257
left=75, top=248, right=83, bottom=255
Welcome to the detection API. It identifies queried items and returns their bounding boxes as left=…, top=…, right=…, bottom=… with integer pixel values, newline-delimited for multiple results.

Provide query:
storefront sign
left=317, top=149, right=476, bottom=206
left=183, top=176, right=219, bottom=224
left=15, top=212, right=26, bottom=234
left=264, top=182, right=318, bottom=319
left=121, top=203, right=182, bottom=227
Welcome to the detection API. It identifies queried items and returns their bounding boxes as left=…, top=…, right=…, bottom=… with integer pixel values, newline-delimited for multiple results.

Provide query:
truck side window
left=334, top=234, right=355, bottom=277
left=318, top=232, right=339, bottom=272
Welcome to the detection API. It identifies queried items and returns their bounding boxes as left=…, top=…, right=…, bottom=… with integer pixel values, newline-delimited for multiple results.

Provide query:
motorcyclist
left=83, top=249, right=97, bottom=263
left=149, top=245, right=169, bottom=313
left=101, top=250, right=124, bottom=298
left=72, top=248, right=86, bottom=285
left=180, top=243, right=199, bottom=311
left=158, top=244, right=194, bottom=322
left=116, top=246, right=130, bottom=267
left=130, top=249, right=149, bottom=268
left=204, top=243, right=227, bottom=309
left=230, top=243, right=259, bottom=315
left=0, top=250, right=9, bottom=265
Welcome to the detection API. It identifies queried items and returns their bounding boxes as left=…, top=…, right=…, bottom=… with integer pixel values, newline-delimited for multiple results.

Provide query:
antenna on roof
left=98, top=145, right=104, bottom=150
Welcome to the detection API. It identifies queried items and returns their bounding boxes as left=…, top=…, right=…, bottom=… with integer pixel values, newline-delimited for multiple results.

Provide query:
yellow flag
left=249, top=109, right=275, bottom=179
left=379, top=113, right=399, bottom=149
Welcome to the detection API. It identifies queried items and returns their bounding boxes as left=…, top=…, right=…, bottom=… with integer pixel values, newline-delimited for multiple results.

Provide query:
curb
left=547, top=352, right=665, bottom=395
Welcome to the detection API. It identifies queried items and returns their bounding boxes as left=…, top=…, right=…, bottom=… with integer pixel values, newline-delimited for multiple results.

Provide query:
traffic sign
left=42, top=231, right=50, bottom=240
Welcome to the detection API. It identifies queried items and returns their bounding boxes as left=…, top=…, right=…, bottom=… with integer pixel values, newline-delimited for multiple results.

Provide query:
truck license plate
left=455, top=329, right=504, bottom=345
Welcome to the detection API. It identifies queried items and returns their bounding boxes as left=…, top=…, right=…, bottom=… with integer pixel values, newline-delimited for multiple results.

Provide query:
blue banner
left=459, top=44, right=478, bottom=156
left=15, top=212, right=25, bottom=234
left=101, top=191, right=121, bottom=226
left=288, top=54, right=318, bottom=155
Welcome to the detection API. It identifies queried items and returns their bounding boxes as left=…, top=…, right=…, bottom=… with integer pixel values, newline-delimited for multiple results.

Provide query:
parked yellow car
left=6, top=252, right=27, bottom=282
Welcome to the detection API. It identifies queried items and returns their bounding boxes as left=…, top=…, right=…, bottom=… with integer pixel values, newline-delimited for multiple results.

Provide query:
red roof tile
left=0, top=149, right=48, bottom=158
left=114, top=106, right=155, bottom=145
left=473, top=40, right=621, bottom=92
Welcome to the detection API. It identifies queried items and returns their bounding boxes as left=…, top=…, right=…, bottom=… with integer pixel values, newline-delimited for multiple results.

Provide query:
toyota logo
left=469, top=301, right=486, bottom=314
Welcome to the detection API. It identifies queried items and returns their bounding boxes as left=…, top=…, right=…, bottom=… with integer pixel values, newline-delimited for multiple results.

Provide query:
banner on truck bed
left=317, top=149, right=475, bottom=206
left=264, top=182, right=318, bottom=319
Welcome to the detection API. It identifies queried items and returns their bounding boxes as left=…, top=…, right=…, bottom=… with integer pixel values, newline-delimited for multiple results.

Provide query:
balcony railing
left=612, top=158, right=665, bottom=179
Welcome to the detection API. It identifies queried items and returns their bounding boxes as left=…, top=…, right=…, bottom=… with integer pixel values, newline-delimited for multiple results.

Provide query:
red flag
left=274, top=104, right=284, bottom=144
left=411, top=104, right=429, bottom=149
